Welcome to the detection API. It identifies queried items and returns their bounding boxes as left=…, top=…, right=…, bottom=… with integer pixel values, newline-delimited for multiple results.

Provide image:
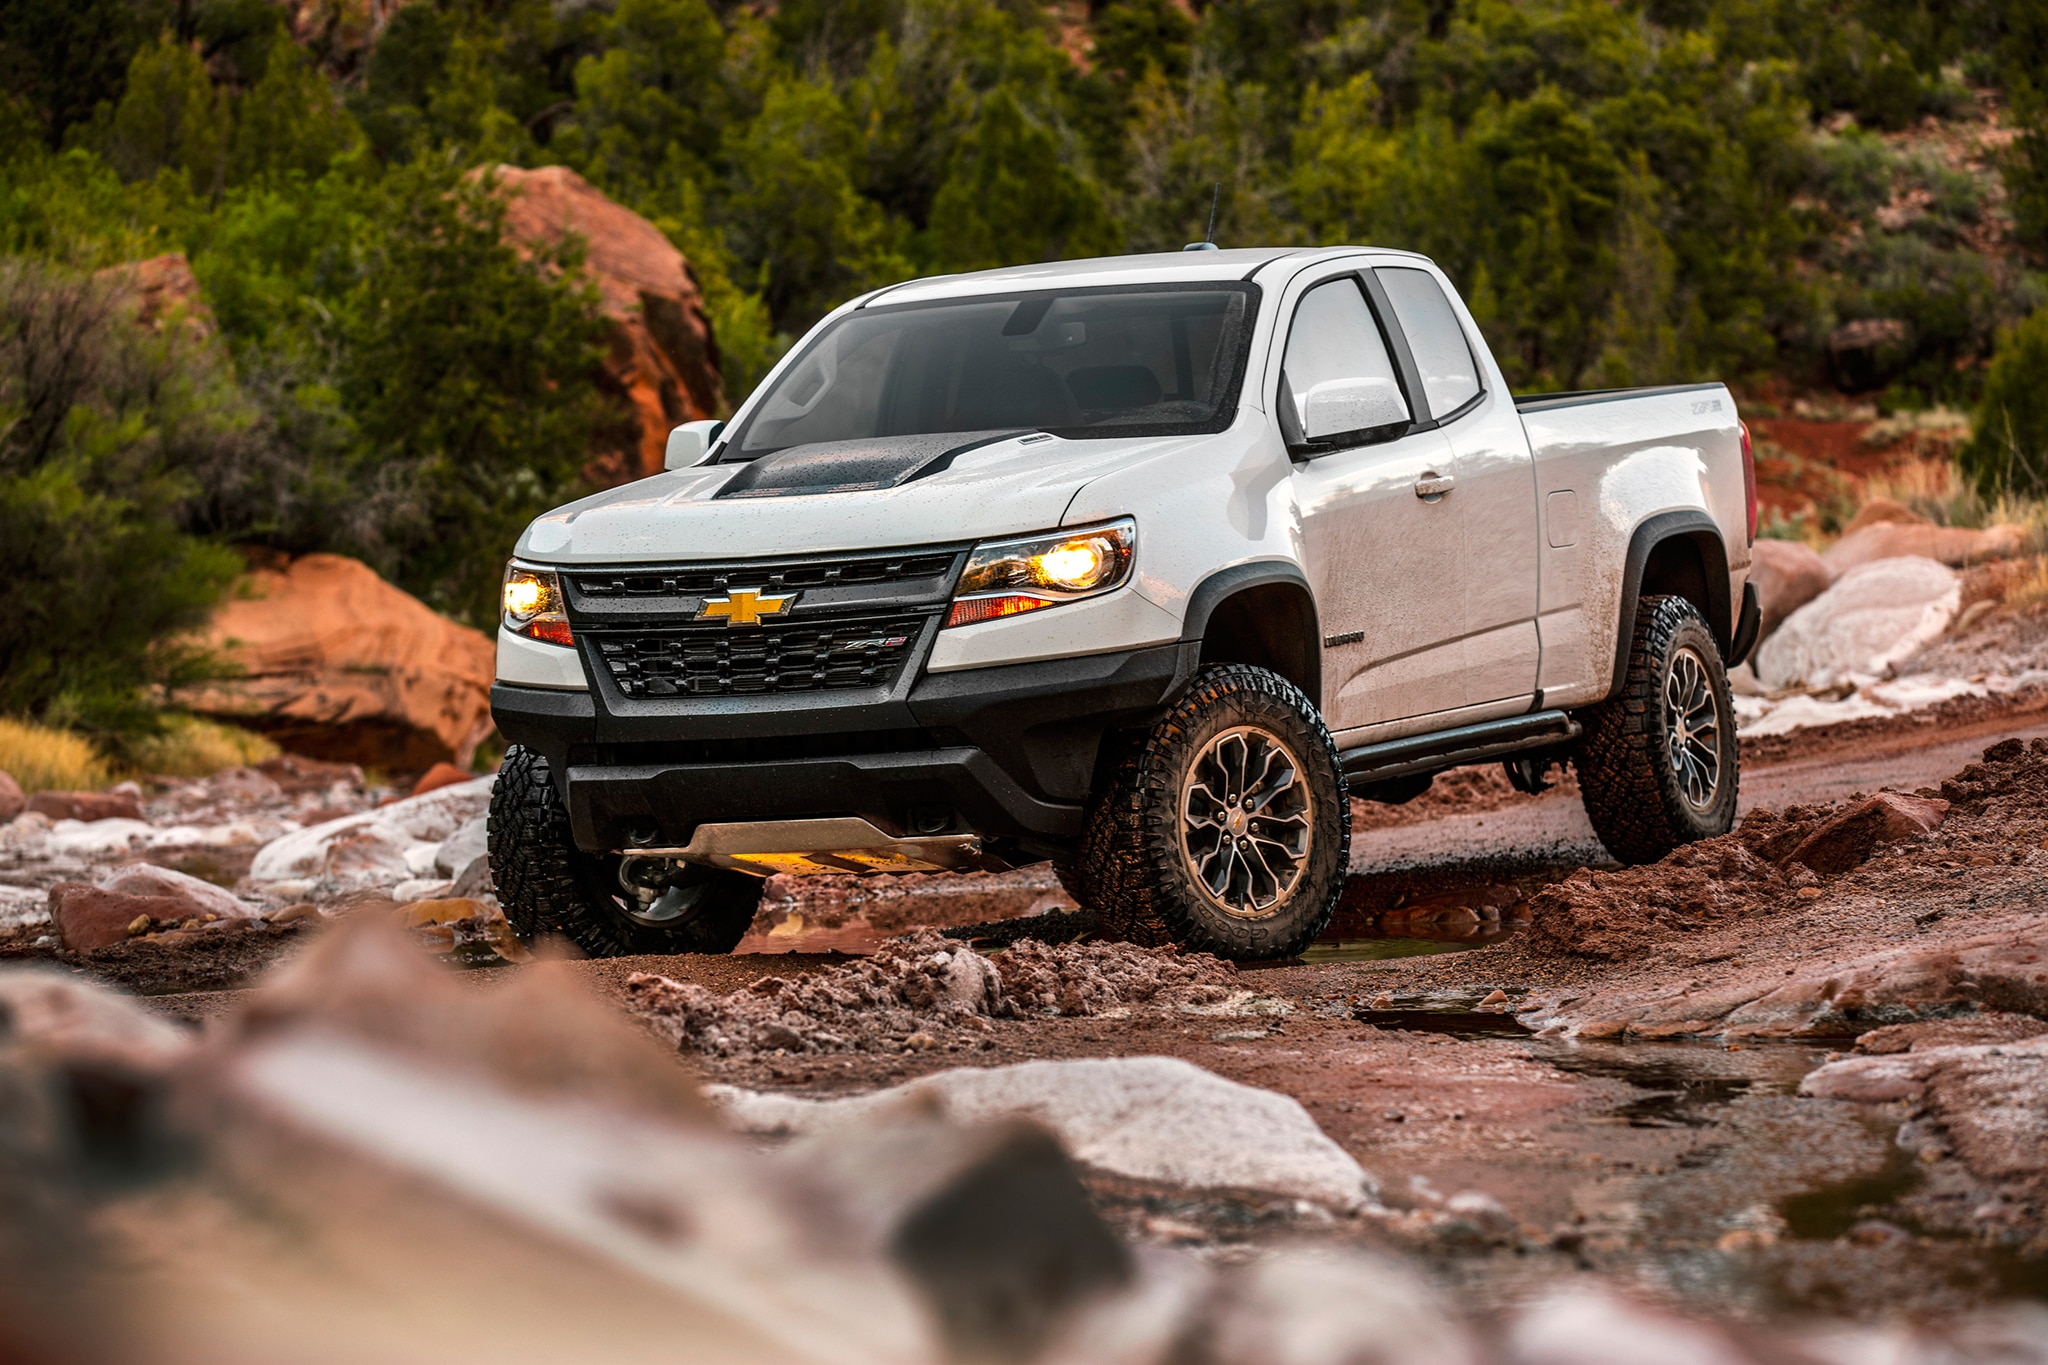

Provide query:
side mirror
left=1299, top=378, right=1408, bottom=443
left=664, top=418, right=727, bottom=470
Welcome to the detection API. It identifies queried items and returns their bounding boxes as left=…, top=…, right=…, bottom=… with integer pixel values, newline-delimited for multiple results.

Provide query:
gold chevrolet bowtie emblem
left=697, top=587, right=795, bottom=626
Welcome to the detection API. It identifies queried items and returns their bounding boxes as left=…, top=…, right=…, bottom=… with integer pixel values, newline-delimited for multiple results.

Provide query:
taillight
left=1739, top=420, right=1757, bottom=546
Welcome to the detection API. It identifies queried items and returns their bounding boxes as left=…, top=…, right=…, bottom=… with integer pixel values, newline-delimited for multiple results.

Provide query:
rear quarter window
left=1376, top=267, right=1483, bottom=420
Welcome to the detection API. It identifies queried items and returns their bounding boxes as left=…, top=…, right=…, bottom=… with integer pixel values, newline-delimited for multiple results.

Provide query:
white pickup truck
left=487, top=247, right=1760, bottom=961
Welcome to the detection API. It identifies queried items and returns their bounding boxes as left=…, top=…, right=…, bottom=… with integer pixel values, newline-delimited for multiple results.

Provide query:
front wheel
left=488, top=745, right=763, bottom=957
left=1574, top=594, right=1740, bottom=864
left=1080, top=664, right=1349, bottom=961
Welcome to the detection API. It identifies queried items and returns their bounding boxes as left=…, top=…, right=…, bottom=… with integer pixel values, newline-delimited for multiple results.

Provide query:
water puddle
left=1301, top=936, right=1497, bottom=964
left=1352, top=1007, right=1535, bottom=1037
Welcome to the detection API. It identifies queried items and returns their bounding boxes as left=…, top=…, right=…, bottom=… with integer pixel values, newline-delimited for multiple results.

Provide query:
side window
left=1376, top=267, right=1482, bottom=419
left=1280, top=277, right=1410, bottom=445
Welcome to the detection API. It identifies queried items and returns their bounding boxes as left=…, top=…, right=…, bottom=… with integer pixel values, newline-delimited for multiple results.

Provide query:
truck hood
left=514, top=430, right=1182, bottom=563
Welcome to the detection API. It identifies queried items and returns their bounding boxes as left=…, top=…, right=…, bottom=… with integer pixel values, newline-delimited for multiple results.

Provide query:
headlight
left=502, top=562, right=573, bottom=647
left=946, top=519, right=1135, bottom=628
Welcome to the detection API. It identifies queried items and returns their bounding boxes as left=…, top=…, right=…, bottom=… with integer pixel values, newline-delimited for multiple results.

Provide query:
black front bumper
left=491, top=642, right=1198, bottom=855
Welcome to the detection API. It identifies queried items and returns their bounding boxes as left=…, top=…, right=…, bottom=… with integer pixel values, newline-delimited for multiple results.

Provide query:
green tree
left=90, top=37, right=233, bottom=194
left=1960, top=308, right=2048, bottom=498
left=0, top=0, right=164, bottom=146
left=555, top=0, right=727, bottom=201
left=0, top=259, right=242, bottom=729
left=329, top=163, right=615, bottom=625
left=721, top=77, right=912, bottom=329
left=927, top=89, right=1121, bottom=272
left=230, top=39, right=363, bottom=185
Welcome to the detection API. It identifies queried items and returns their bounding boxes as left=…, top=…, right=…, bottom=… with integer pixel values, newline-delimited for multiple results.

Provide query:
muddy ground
left=120, top=698, right=2048, bottom=1333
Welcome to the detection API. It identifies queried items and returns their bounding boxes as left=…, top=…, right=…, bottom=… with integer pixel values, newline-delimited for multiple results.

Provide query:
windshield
left=727, top=283, right=1260, bottom=457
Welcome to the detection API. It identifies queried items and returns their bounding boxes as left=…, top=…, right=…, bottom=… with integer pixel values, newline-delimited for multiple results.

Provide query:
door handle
left=1414, top=472, right=1455, bottom=500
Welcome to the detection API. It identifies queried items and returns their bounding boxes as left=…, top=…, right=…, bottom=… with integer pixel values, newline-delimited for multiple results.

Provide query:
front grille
left=591, top=612, right=932, bottom=697
left=572, top=550, right=957, bottom=599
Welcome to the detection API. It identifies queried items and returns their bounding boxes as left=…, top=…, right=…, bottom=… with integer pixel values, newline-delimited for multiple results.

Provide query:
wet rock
left=1822, top=520, right=2027, bottom=578
left=97, top=862, right=260, bottom=921
left=711, top=1056, right=1378, bottom=1212
left=1781, top=791, right=1948, bottom=875
left=27, top=790, right=143, bottom=823
left=1804, top=1034, right=2048, bottom=1244
left=1853, top=1014, right=2048, bottom=1055
left=0, top=769, right=22, bottom=823
left=1754, top=556, right=1959, bottom=691
left=48, top=883, right=197, bottom=951
left=1748, top=538, right=1831, bottom=643
left=175, top=554, right=496, bottom=770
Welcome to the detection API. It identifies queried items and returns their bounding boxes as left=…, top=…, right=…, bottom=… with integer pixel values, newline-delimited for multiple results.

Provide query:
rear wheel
left=488, top=745, right=762, bottom=957
left=1574, top=594, right=1739, bottom=864
left=1078, top=664, right=1348, bottom=961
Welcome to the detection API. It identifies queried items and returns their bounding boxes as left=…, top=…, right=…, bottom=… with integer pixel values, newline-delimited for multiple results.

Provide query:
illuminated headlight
left=502, top=562, right=573, bottom=647
left=946, top=519, right=1135, bottom=629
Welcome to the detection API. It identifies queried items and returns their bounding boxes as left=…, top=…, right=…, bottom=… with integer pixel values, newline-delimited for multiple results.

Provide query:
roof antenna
left=1184, top=182, right=1222, bottom=251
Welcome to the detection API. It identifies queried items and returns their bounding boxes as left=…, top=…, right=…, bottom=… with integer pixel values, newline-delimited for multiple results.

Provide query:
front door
left=1284, top=274, right=1469, bottom=733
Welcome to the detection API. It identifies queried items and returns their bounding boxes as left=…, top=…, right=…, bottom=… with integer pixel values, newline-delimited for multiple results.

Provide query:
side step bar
left=1338, top=709, right=1582, bottom=784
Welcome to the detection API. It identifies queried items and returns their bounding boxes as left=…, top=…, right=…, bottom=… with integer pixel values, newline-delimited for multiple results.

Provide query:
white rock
left=1206, top=1249, right=1482, bottom=1365
left=1754, top=556, right=1959, bottom=692
left=1508, top=1286, right=1760, bottom=1365
left=43, top=818, right=155, bottom=856
left=391, top=878, right=455, bottom=903
left=0, top=885, right=50, bottom=929
left=247, top=777, right=494, bottom=891
left=403, top=841, right=444, bottom=878
left=710, top=1056, right=1377, bottom=1211
left=434, top=814, right=489, bottom=878
left=98, top=862, right=262, bottom=920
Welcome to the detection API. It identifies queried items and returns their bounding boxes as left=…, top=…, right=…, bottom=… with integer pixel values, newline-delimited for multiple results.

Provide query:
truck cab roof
left=858, top=245, right=1429, bottom=308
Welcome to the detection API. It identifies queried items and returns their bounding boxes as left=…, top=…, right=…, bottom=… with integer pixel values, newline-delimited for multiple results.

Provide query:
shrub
left=124, top=714, right=279, bottom=777
left=1959, top=308, right=2048, bottom=498
left=0, top=258, right=242, bottom=729
left=0, top=716, right=110, bottom=792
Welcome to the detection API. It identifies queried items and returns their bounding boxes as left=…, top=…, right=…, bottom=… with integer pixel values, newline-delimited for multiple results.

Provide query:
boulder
left=0, top=769, right=21, bottom=823
left=1753, top=555, right=1959, bottom=691
left=1822, top=520, right=2027, bottom=577
left=710, top=1056, right=1378, bottom=1212
left=27, top=790, right=143, bottom=823
left=432, top=814, right=488, bottom=878
left=95, top=251, right=215, bottom=342
left=97, top=862, right=262, bottom=921
left=1746, top=539, right=1831, bottom=643
left=48, top=883, right=195, bottom=952
left=488, top=164, right=724, bottom=483
left=177, top=554, right=496, bottom=770
left=0, top=966, right=193, bottom=1068
left=410, top=762, right=473, bottom=797
left=246, top=775, right=494, bottom=893
left=1840, top=496, right=1928, bottom=536
left=1780, top=791, right=1948, bottom=876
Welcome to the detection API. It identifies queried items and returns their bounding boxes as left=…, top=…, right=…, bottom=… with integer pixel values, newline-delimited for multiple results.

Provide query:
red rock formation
left=488, top=164, right=724, bottom=483
left=178, top=554, right=496, bottom=771
left=95, top=253, right=216, bottom=341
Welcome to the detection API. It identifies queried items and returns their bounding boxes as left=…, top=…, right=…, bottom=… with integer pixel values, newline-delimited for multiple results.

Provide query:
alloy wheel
left=1663, top=646, right=1723, bottom=810
left=1177, top=725, right=1315, bottom=918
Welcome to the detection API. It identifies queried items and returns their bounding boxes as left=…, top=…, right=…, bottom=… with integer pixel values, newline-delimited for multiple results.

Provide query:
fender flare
left=1180, top=561, right=1322, bottom=704
left=1608, top=510, right=1733, bottom=696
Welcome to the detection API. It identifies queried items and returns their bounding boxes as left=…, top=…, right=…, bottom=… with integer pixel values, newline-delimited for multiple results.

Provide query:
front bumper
left=490, top=642, right=1198, bottom=855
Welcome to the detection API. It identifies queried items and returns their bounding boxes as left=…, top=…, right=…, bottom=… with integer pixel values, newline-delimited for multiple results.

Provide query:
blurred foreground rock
left=0, top=917, right=2042, bottom=1364
left=177, top=553, right=496, bottom=771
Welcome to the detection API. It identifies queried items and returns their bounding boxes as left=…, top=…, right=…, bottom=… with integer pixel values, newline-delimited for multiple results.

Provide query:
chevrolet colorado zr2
left=486, top=246, right=1761, bottom=961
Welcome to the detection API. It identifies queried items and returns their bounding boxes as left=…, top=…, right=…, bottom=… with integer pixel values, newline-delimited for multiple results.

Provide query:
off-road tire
left=1574, top=594, right=1740, bottom=864
left=488, top=745, right=762, bottom=957
left=1077, top=664, right=1349, bottom=961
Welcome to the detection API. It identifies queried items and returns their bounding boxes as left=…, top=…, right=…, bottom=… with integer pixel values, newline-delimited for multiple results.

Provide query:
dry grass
left=0, top=717, right=111, bottom=793
left=125, top=715, right=279, bottom=778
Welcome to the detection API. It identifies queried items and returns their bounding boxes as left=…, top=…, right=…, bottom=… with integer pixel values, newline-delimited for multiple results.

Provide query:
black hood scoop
left=715, top=430, right=1029, bottom=499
